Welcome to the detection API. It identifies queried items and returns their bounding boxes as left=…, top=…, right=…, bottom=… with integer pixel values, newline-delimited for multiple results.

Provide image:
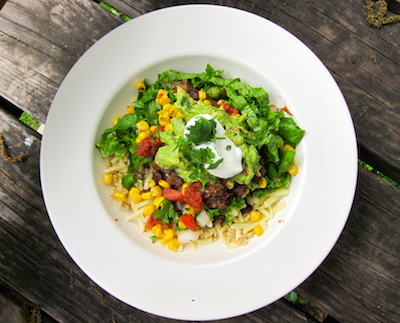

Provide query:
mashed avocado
left=155, top=87, right=261, bottom=185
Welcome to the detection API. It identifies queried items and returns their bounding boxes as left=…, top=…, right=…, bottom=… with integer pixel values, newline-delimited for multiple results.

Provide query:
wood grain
left=1, top=0, right=399, bottom=322
left=296, top=166, right=400, bottom=323
left=0, top=0, right=123, bottom=123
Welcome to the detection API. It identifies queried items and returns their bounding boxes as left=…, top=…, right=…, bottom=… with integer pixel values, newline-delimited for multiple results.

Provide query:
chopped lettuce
left=95, top=64, right=305, bottom=195
left=154, top=64, right=305, bottom=193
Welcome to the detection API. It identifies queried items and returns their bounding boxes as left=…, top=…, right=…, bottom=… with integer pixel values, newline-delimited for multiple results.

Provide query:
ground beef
left=232, top=184, right=247, bottom=197
left=166, top=172, right=185, bottom=189
left=173, top=79, right=199, bottom=100
left=240, top=204, right=253, bottom=214
left=203, top=180, right=248, bottom=210
left=152, top=161, right=251, bottom=215
left=212, top=214, right=226, bottom=225
left=172, top=79, right=189, bottom=92
left=152, top=161, right=184, bottom=189
left=188, top=87, right=199, bottom=100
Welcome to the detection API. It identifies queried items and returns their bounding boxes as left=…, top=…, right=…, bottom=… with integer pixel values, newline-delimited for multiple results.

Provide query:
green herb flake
left=186, top=117, right=217, bottom=144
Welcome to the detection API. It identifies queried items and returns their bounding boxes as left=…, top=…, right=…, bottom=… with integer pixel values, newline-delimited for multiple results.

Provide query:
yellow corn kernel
left=225, top=180, right=235, bottom=190
left=184, top=205, right=195, bottom=215
left=136, top=120, right=149, bottom=131
left=165, top=123, right=174, bottom=132
left=158, top=110, right=171, bottom=127
left=136, top=81, right=146, bottom=92
left=249, top=210, right=261, bottom=222
left=135, top=130, right=151, bottom=144
left=254, top=225, right=264, bottom=236
left=245, top=188, right=250, bottom=195
left=163, top=103, right=174, bottom=111
left=127, top=105, right=135, bottom=114
left=141, top=192, right=153, bottom=200
left=157, top=89, right=168, bottom=97
left=113, top=116, right=121, bottom=125
left=281, top=144, right=295, bottom=151
left=153, top=196, right=165, bottom=207
left=143, top=204, right=156, bottom=217
left=287, top=164, right=299, bottom=176
left=174, top=111, right=185, bottom=119
left=152, top=224, right=163, bottom=238
left=159, top=95, right=171, bottom=106
left=129, top=187, right=142, bottom=203
left=167, top=238, right=180, bottom=252
left=113, top=192, right=128, bottom=202
left=158, top=120, right=166, bottom=131
left=203, top=99, right=211, bottom=106
left=158, top=179, right=171, bottom=188
left=169, top=106, right=179, bottom=117
left=258, top=177, right=267, bottom=189
left=198, top=89, right=207, bottom=100
left=150, top=185, right=163, bottom=197
left=181, top=183, right=189, bottom=194
left=161, top=228, right=175, bottom=244
left=147, top=179, right=156, bottom=188
left=178, top=221, right=187, bottom=229
left=103, top=173, right=113, bottom=185
left=150, top=125, right=159, bottom=135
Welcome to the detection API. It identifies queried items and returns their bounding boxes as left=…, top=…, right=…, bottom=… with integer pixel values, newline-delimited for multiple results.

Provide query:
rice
left=104, top=155, right=287, bottom=250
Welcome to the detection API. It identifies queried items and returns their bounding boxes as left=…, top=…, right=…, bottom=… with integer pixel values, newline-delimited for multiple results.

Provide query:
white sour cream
left=184, top=114, right=243, bottom=178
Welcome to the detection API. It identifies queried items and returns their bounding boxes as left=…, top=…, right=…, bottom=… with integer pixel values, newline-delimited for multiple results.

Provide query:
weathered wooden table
left=1, top=1, right=399, bottom=322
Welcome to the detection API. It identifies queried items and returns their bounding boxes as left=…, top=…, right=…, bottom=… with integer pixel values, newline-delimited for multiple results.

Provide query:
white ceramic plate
left=40, top=5, right=357, bottom=321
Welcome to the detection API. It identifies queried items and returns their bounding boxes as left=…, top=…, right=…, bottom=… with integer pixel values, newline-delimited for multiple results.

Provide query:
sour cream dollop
left=184, top=114, right=243, bottom=178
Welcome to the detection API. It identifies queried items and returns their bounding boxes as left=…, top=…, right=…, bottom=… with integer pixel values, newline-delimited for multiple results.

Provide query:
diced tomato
left=183, top=181, right=203, bottom=211
left=162, top=188, right=184, bottom=202
left=136, top=137, right=163, bottom=158
left=144, top=215, right=162, bottom=231
left=180, top=214, right=200, bottom=232
left=220, top=101, right=240, bottom=116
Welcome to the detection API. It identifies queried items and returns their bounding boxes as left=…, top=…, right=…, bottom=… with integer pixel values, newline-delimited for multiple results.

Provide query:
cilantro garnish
left=186, top=117, right=217, bottom=144
left=121, top=174, right=136, bottom=189
left=207, top=158, right=223, bottom=170
left=153, top=199, right=179, bottom=224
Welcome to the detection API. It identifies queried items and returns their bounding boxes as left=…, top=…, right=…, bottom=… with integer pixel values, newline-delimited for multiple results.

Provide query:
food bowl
left=41, top=5, right=357, bottom=320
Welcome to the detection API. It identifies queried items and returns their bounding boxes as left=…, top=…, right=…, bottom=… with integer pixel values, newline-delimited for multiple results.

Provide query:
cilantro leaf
left=121, top=174, right=136, bottom=189
left=207, top=158, right=223, bottom=170
left=186, top=117, right=217, bottom=145
left=230, top=197, right=246, bottom=210
left=153, top=199, right=179, bottom=224
left=187, top=147, right=216, bottom=165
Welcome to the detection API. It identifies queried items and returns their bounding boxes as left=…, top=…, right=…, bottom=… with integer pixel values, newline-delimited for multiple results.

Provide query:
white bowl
left=41, top=5, right=358, bottom=320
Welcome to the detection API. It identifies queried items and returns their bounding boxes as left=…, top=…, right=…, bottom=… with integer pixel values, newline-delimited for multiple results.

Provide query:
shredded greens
left=95, top=64, right=305, bottom=197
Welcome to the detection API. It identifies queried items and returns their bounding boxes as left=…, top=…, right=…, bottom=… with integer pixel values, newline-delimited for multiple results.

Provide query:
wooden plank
left=0, top=0, right=123, bottom=123
left=0, top=107, right=315, bottom=322
left=1, top=1, right=399, bottom=321
left=296, top=165, right=400, bottom=322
